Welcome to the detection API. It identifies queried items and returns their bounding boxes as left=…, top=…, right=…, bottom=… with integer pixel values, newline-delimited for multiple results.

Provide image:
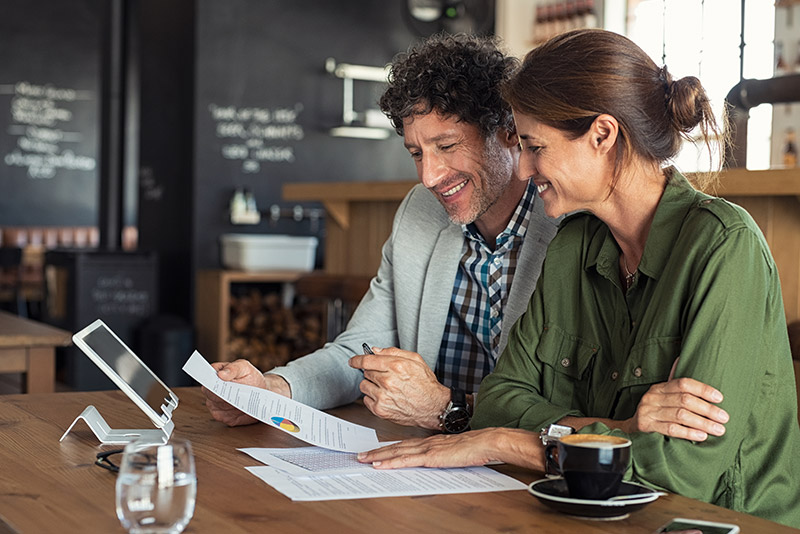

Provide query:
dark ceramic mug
left=544, top=433, right=631, bottom=501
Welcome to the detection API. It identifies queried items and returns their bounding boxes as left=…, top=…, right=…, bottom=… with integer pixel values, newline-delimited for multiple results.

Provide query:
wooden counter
left=710, top=168, right=800, bottom=323
left=284, top=169, right=800, bottom=322
left=283, top=180, right=416, bottom=277
left=711, top=167, right=800, bottom=196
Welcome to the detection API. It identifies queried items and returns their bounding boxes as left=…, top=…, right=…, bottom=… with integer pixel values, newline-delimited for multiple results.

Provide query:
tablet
left=72, top=319, right=179, bottom=428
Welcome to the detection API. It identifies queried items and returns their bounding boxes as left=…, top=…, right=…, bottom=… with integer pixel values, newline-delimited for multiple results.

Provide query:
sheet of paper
left=182, top=351, right=379, bottom=452
left=239, top=446, right=397, bottom=476
left=244, top=464, right=527, bottom=501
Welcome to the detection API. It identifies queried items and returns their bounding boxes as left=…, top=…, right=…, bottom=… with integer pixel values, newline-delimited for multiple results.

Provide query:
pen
left=362, top=343, right=374, bottom=355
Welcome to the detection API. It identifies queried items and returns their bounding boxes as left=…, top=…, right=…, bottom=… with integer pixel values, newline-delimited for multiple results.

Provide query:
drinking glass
left=115, top=439, right=197, bottom=534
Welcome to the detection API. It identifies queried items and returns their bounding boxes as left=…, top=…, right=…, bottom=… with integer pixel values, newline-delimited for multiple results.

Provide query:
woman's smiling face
left=513, top=111, right=613, bottom=218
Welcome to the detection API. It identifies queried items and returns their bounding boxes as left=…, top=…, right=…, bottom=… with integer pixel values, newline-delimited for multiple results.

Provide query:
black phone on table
left=654, top=518, right=740, bottom=534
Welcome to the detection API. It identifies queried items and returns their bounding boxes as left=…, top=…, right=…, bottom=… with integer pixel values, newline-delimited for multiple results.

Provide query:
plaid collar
left=461, top=179, right=536, bottom=248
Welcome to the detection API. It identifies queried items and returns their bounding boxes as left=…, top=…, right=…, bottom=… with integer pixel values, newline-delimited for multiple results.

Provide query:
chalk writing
left=92, top=274, right=152, bottom=316
left=1, top=81, right=96, bottom=179
left=139, top=166, right=163, bottom=202
left=208, top=102, right=304, bottom=173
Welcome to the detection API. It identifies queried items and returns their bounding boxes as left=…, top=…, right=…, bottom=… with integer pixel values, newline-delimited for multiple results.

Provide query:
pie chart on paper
left=271, top=417, right=300, bottom=433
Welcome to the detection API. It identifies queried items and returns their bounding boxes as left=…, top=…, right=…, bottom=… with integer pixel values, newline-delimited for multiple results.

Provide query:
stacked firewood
left=226, top=287, right=325, bottom=370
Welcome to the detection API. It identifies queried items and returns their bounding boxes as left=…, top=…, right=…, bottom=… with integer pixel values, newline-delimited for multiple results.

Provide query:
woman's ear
left=590, top=114, right=619, bottom=155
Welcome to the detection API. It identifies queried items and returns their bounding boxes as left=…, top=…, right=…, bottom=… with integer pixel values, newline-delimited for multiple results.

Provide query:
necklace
left=622, top=255, right=637, bottom=290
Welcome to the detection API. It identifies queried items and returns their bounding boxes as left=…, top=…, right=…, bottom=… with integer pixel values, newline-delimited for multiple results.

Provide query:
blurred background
left=1, top=0, right=798, bottom=395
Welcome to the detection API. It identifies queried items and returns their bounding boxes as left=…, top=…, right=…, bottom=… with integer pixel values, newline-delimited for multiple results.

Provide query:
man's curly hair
left=379, top=33, right=517, bottom=138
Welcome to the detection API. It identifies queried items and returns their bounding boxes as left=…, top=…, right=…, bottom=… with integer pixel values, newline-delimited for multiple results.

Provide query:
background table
left=0, top=388, right=796, bottom=533
left=0, top=310, right=71, bottom=393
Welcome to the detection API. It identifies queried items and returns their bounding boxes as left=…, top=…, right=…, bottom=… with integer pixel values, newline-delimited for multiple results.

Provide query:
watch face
left=444, top=408, right=471, bottom=433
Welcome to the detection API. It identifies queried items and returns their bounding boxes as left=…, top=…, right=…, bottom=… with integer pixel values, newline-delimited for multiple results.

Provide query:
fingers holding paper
left=349, top=346, right=450, bottom=430
left=202, top=359, right=292, bottom=427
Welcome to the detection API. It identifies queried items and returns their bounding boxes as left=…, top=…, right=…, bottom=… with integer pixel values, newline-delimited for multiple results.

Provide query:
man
left=203, top=33, right=559, bottom=432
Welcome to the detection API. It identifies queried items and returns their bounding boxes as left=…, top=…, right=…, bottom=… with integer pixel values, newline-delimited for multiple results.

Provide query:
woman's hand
left=624, top=360, right=729, bottom=441
left=357, top=428, right=543, bottom=470
left=357, top=429, right=501, bottom=469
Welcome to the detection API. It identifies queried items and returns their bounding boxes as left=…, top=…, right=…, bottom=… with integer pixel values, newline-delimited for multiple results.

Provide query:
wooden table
left=0, top=388, right=796, bottom=534
left=0, top=310, right=71, bottom=393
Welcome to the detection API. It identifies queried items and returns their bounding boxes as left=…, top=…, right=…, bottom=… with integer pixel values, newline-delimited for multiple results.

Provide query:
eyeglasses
left=95, top=448, right=124, bottom=473
left=94, top=448, right=183, bottom=474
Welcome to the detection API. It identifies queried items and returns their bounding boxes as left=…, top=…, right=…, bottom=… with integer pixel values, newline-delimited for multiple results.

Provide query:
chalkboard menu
left=0, top=0, right=102, bottom=226
left=45, top=249, right=159, bottom=390
left=193, top=0, right=420, bottom=268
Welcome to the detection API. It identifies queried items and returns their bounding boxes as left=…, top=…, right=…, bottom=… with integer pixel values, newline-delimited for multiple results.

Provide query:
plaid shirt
left=435, top=180, right=536, bottom=393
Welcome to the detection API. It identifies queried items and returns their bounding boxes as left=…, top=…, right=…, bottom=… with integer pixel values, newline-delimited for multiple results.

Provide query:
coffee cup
left=544, top=433, right=631, bottom=501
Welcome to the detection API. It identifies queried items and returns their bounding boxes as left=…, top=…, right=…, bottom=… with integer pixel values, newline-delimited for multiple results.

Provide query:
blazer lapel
left=417, top=223, right=464, bottom=368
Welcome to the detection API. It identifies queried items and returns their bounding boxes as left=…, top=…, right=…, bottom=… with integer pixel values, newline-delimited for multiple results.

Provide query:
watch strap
left=539, top=423, right=576, bottom=445
left=449, top=387, right=467, bottom=410
left=439, top=387, right=471, bottom=434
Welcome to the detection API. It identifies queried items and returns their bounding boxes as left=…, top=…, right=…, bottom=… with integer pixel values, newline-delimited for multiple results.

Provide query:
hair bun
left=666, top=75, right=708, bottom=133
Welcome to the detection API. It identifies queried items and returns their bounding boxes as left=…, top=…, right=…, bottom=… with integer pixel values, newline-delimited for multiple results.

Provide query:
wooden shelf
left=195, top=269, right=306, bottom=362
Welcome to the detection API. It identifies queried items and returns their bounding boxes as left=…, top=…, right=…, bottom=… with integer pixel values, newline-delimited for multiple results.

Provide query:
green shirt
left=473, top=171, right=800, bottom=528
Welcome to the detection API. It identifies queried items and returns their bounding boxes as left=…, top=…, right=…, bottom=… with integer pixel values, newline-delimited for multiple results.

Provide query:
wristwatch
left=539, top=423, right=575, bottom=445
left=439, top=387, right=471, bottom=434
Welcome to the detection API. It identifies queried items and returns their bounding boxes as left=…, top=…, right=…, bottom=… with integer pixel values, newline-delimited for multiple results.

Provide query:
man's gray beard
left=442, top=137, right=512, bottom=226
left=444, top=196, right=492, bottom=226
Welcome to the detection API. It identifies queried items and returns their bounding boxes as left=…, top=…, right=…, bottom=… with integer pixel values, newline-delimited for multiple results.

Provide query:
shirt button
left=561, top=358, right=571, bottom=367
left=611, top=371, right=619, bottom=380
left=493, top=257, right=502, bottom=265
left=490, top=308, right=499, bottom=318
left=633, top=367, right=642, bottom=378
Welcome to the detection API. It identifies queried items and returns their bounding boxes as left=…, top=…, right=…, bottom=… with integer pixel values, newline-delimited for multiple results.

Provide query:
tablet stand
left=59, top=405, right=174, bottom=445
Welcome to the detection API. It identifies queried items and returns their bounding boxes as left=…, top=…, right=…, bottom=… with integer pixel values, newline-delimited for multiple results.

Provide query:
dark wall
left=192, top=0, right=419, bottom=269
left=0, top=0, right=102, bottom=226
left=2, top=0, right=431, bottom=323
left=136, top=0, right=196, bottom=320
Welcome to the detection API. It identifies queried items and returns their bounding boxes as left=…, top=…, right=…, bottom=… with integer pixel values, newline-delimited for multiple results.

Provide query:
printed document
left=182, top=351, right=379, bottom=452
left=240, top=446, right=396, bottom=476
left=244, top=462, right=527, bottom=501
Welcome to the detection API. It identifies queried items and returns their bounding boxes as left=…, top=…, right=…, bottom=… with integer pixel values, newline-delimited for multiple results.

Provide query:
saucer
left=528, top=477, right=662, bottom=520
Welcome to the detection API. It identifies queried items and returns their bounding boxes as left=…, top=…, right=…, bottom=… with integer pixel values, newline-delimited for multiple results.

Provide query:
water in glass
left=116, top=439, right=196, bottom=534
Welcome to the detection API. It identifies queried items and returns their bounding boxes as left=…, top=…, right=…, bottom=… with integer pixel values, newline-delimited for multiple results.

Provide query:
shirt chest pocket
left=613, top=337, right=681, bottom=419
left=536, top=325, right=599, bottom=409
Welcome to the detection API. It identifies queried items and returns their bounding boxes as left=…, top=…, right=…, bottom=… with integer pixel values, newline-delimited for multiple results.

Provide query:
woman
left=358, top=29, right=800, bottom=527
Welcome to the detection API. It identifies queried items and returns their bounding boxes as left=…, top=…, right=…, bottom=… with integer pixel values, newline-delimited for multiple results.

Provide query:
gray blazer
left=270, top=183, right=559, bottom=409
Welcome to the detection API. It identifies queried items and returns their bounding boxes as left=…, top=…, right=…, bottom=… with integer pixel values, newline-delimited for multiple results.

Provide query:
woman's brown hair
left=502, top=29, right=727, bottom=190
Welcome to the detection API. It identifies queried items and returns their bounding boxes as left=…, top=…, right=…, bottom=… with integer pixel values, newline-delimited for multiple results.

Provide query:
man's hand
left=624, top=359, right=729, bottom=441
left=201, top=359, right=291, bottom=427
left=348, top=346, right=450, bottom=429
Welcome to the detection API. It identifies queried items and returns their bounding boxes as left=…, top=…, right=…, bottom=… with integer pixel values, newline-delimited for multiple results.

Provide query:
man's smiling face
left=402, top=111, right=515, bottom=227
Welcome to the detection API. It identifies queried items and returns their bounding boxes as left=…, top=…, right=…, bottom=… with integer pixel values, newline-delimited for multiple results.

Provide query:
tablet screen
left=81, top=324, right=173, bottom=417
